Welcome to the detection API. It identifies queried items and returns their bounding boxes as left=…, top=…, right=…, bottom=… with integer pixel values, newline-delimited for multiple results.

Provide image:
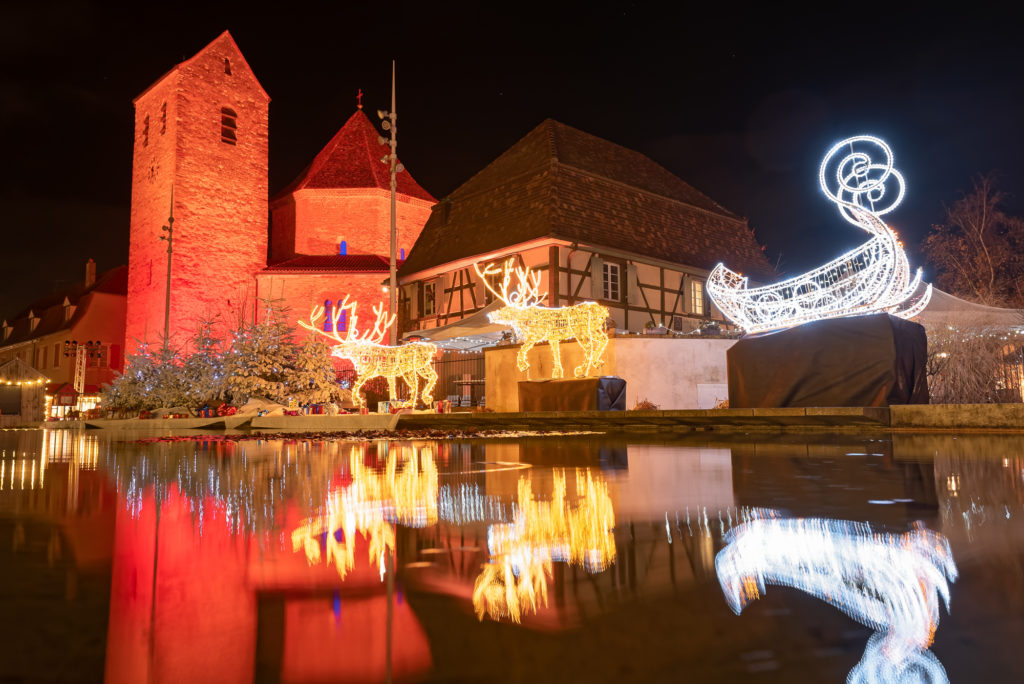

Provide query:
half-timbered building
left=396, top=119, right=775, bottom=338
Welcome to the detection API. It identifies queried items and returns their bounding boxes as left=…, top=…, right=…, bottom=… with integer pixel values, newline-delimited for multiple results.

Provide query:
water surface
left=1, top=429, right=1022, bottom=682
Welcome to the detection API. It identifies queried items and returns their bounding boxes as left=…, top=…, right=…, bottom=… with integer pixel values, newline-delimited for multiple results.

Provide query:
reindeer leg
left=550, top=339, right=564, bottom=379
left=387, top=374, right=399, bottom=407
left=518, top=338, right=536, bottom=380
left=352, top=376, right=367, bottom=408
left=419, top=361, right=438, bottom=407
left=402, top=368, right=419, bottom=409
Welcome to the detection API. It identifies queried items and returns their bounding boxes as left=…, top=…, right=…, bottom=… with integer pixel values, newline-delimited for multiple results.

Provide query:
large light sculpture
left=716, top=516, right=957, bottom=683
left=301, top=297, right=438, bottom=408
left=707, top=136, right=932, bottom=333
left=475, top=258, right=609, bottom=379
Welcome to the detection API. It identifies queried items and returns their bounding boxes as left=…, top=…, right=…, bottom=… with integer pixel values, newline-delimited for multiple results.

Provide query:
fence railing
left=434, top=351, right=486, bottom=407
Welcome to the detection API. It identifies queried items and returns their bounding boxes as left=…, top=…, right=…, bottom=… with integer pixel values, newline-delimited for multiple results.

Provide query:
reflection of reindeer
left=474, top=258, right=609, bottom=379
left=300, top=297, right=438, bottom=408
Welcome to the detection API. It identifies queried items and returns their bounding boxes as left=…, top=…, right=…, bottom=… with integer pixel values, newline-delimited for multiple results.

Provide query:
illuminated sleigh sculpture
left=707, top=136, right=932, bottom=333
left=474, top=258, right=610, bottom=379
left=300, top=297, right=438, bottom=408
left=716, top=516, right=958, bottom=683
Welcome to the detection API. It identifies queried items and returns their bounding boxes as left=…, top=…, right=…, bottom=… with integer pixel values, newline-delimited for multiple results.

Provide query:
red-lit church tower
left=256, top=107, right=434, bottom=334
left=125, top=31, right=269, bottom=354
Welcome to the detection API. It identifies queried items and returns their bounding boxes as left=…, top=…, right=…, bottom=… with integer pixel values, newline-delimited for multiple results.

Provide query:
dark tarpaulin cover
left=518, top=376, right=627, bottom=412
left=728, top=313, right=929, bottom=408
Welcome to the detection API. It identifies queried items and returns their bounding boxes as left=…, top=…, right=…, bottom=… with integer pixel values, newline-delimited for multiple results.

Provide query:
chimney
left=85, top=259, right=96, bottom=288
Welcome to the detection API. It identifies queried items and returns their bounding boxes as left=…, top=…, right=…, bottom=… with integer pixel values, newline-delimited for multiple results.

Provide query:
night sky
left=2, top=1, right=1022, bottom=318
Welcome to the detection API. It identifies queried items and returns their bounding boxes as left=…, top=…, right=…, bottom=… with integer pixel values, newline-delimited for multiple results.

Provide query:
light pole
left=159, top=188, right=174, bottom=349
left=377, top=62, right=404, bottom=345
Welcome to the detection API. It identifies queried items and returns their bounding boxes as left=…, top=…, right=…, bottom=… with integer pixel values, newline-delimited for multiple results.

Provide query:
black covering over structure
left=728, top=314, right=929, bottom=408
left=518, top=377, right=626, bottom=411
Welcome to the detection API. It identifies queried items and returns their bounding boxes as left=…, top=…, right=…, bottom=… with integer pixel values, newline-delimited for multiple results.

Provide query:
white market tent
left=917, top=288, right=1024, bottom=329
left=402, top=301, right=510, bottom=351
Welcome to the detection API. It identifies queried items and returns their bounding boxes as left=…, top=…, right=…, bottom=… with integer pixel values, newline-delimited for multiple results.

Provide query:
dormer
left=28, top=310, right=39, bottom=333
left=62, top=296, right=76, bottom=322
left=1, top=320, right=10, bottom=341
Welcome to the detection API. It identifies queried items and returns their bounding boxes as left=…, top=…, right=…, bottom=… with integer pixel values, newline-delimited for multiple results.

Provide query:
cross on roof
left=357, top=88, right=363, bottom=110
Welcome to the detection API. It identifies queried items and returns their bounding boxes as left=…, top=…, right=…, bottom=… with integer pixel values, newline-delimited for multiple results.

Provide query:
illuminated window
left=602, top=262, right=620, bottom=301
left=220, top=107, right=237, bottom=145
left=339, top=240, right=347, bottom=255
left=323, top=300, right=347, bottom=332
left=691, top=281, right=705, bottom=315
left=142, top=115, right=149, bottom=147
left=423, top=282, right=436, bottom=316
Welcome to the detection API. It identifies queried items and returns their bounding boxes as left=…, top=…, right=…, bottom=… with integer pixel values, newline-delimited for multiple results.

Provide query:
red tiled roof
left=273, top=109, right=435, bottom=202
left=399, top=119, right=775, bottom=282
left=261, top=254, right=399, bottom=273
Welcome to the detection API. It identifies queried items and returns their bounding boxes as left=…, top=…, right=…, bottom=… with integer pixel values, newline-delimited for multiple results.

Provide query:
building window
left=691, top=280, right=705, bottom=316
left=142, top=115, right=149, bottom=147
left=53, top=343, right=60, bottom=368
left=323, top=300, right=347, bottom=332
left=423, top=282, right=436, bottom=316
left=224, top=58, right=232, bottom=75
left=483, top=271, right=502, bottom=305
left=339, top=240, right=347, bottom=255
left=602, top=262, right=620, bottom=301
left=87, top=345, right=109, bottom=369
left=220, top=107, right=237, bottom=145
left=160, top=102, right=167, bottom=134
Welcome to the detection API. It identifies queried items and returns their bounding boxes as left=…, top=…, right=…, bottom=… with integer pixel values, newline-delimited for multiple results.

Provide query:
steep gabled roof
left=134, top=30, right=269, bottom=104
left=273, top=109, right=435, bottom=202
left=1, top=267, right=128, bottom=347
left=398, top=119, right=775, bottom=281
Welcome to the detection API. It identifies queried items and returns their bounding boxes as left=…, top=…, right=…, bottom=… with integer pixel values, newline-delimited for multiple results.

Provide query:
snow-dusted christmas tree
left=288, top=335, right=342, bottom=404
left=182, top=318, right=226, bottom=408
left=102, top=338, right=186, bottom=410
left=223, top=298, right=297, bottom=404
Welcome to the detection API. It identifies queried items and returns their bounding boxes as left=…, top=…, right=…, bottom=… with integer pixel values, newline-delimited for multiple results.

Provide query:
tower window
left=220, top=107, right=237, bottom=145
left=224, top=58, right=231, bottom=75
left=323, top=300, right=347, bottom=332
left=142, top=115, right=149, bottom=147
left=339, top=240, right=347, bottom=255
left=160, top=102, right=167, bottom=134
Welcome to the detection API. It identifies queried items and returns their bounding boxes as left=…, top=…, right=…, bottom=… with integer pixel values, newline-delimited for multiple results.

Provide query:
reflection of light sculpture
left=473, top=469, right=616, bottom=622
left=301, top=297, right=438, bottom=408
left=708, top=136, right=932, bottom=333
left=475, top=259, right=609, bottom=379
left=291, top=446, right=438, bottom=580
left=716, top=517, right=957, bottom=683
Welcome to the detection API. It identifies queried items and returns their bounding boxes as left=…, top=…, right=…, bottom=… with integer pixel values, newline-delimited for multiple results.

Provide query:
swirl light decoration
left=715, top=517, right=957, bottom=683
left=707, top=136, right=932, bottom=333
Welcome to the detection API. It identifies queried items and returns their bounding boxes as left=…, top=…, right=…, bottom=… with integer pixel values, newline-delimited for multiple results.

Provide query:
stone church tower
left=125, top=31, right=269, bottom=354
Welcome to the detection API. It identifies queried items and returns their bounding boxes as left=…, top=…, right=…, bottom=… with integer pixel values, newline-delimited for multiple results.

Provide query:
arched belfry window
left=220, top=107, right=237, bottom=145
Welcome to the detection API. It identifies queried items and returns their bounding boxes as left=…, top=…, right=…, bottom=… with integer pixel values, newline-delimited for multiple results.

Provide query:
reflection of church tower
left=125, top=31, right=269, bottom=353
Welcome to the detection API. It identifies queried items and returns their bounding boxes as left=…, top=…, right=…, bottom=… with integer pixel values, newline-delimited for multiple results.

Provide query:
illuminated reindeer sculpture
left=300, top=297, right=438, bottom=409
left=474, top=258, right=609, bottom=379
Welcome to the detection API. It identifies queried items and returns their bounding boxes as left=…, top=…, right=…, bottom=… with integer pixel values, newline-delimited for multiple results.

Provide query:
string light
left=716, top=516, right=957, bottom=682
left=708, top=136, right=932, bottom=333
left=299, top=296, right=438, bottom=409
left=475, top=259, right=610, bottom=379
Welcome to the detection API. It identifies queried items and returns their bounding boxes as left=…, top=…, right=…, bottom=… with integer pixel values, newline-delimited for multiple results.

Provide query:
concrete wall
left=484, top=335, right=735, bottom=411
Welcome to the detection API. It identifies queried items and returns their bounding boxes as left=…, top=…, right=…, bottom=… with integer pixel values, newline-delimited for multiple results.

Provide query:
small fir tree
left=102, top=338, right=186, bottom=411
left=224, top=298, right=297, bottom=404
left=182, top=318, right=227, bottom=408
left=288, top=335, right=342, bottom=405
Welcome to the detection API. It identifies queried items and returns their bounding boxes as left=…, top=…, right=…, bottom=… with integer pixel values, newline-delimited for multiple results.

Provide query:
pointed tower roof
left=273, top=109, right=435, bottom=202
left=399, top=119, right=774, bottom=280
left=134, top=30, right=269, bottom=103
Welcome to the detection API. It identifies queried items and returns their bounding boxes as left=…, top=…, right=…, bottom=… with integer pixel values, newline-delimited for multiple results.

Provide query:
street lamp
left=377, top=62, right=404, bottom=345
left=159, top=188, right=175, bottom=349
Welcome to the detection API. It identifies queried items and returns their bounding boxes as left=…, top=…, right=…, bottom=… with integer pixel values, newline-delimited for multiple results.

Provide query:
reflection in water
left=472, top=469, right=616, bottom=623
left=291, top=444, right=438, bottom=580
left=716, top=517, right=957, bottom=683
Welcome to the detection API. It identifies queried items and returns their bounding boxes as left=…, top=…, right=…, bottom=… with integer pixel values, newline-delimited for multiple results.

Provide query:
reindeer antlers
left=474, top=257, right=547, bottom=307
left=299, top=296, right=395, bottom=346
